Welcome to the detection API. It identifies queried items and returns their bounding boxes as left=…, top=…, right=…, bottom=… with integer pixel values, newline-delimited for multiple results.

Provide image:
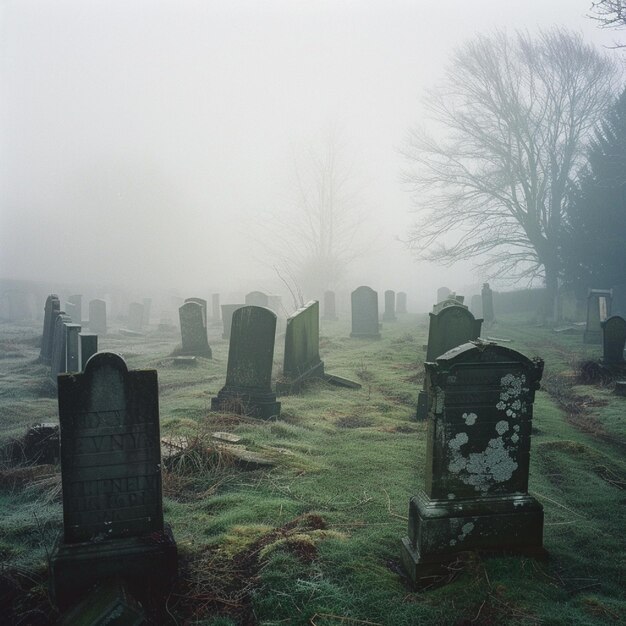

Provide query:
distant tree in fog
left=403, top=29, right=618, bottom=320
left=590, top=1, right=626, bottom=43
left=561, top=87, right=626, bottom=293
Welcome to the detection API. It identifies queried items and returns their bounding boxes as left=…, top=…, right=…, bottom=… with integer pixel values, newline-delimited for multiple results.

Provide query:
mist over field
left=0, top=0, right=618, bottom=308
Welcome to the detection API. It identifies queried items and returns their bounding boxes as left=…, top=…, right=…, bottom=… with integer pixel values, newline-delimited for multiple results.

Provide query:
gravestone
left=179, top=301, right=212, bottom=357
left=211, top=293, right=221, bottom=322
left=65, top=301, right=79, bottom=324
left=267, top=295, right=283, bottom=314
left=482, top=283, right=495, bottom=325
left=65, top=323, right=82, bottom=374
left=584, top=289, right=613, bottom=344
left=221, top=304, right=245, bottom=339
left=401, top=341, right=545, bottom=582
left=68, top=295, right=82, bottom=323
left=50, top=314, right=72, bottom=384
left=40, top=294, right=61, bottom=364
left=184, top=297, right=208, bottom=326
left=601, top=315, right=626, bottom=365
left=89, top=299, right=107, bottom=335
left=396, top=292, right=407, bottom=315
left=470, top=294, right=483, bottom=319
left=383, top=290, right=397, bottom=322
left=211, top=306, right=280, bottom=419
left=78, top=333, right=98, bottom=371
left=416, top=305, right=483, bottom=420
left=437, top=286, right=451, bottom=303
left=142, top=298, right=152, bottom=326
left=350, top=286, right=380, bottom=339
left=433, top=293, right=465, bottom=314
left=277, top=300, right=324, bottom=394
left=127, top=303, right=144, bottom=332
left=246, top=291, right=269, bottom=308
left=322, top=290, right=338, bottom=321
left=50, top=352, right=177, bottom=610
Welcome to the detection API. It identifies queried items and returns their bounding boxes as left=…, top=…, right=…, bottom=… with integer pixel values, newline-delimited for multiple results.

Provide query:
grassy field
left=0, top=312, right=624, bottom=625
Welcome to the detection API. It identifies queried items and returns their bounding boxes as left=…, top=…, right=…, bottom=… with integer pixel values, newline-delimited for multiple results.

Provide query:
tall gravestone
left=402, top=342, right=545, bottom=582
left=221, top=304, right=245, bottom=339
left=50, top=314, right=72, bottom=384
left=65, top=301, right=79, bottom=324
left=89, top=299, right=107, bottom=335
left=433, top=294, right=465, bottom=314
left=584, top=289, right=613, bottom=344
left=482, top=283, right=495, bottom=326
left=211, top=293, right=221, bottom=322
left=50, top=353, right=177, bottom=610
left=40, top=294, right=61, bottom=364
left=65, top=323, right=82, bottom=374
left=383, top=290, right=397, bottom=322
left=211, top=306, right=280, bottom=419
left=350, top=286, right=380, bottom=339
left=437, top=286, right=451, bottom=303
left=78, top=333, right=98, bottom=371
left=416, top=305, right=483, bottom=420
left=470, top=294, right=483, bottom=319
left=277, top=301, right=324, bottom=394
left=179, top=301, right=212, bottom=357
left=396, top=292, right=407, bottom=315
left=68, top=295, right=82, bottom=322
left=185, top=297, right=208, bottom=327
left=246, top=291, right=269, bottom=308
left=322, top=290, right=338, bottom=321
left=127, top=302, right=144, bottom=332
left=601, top=315, right=626, bottom=366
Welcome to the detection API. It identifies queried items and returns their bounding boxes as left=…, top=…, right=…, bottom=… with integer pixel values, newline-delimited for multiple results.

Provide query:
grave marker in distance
left=40, top=294, right=61, bottom=364
left=584, top=289, right=613, bottom=344
left=383, top=290, right=397, bottom=322
left=179, top=301, right=212, bottom=357
left=350, top=286, right=380, bottom=339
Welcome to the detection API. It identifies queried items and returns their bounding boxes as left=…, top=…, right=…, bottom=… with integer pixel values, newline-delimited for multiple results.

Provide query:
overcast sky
left=1, top=0, right=622, bottom=305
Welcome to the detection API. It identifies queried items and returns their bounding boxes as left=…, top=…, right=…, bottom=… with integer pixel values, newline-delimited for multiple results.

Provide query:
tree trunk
left=543, top=264, right=559, bottom=324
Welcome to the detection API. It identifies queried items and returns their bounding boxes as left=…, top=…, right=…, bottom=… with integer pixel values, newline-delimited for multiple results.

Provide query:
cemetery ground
left=0, top=313, right=624, bottom=626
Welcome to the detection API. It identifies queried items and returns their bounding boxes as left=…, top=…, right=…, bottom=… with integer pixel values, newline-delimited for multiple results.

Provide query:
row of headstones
left=440, top=283, right=496, bottom=325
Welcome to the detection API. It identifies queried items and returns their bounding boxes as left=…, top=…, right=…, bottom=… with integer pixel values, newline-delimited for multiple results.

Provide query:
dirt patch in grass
left=335, top=416, right=373, bottom=429
left=0, top=464, right=58, bottom=490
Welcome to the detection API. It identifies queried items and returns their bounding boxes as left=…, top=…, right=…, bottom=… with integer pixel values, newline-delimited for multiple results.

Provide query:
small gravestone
left=470, top=294, right=483, bottom=318
left=383, top=290, right=397, bottom=322
left=433, top=293, right=465, bottom=314
left=350, top=286, right=380, bottom=339
left=40, top=294, right=61, bottom=364
left=584, top=289, right=613, bottom=344
left=142, top=298, right=151, bottom=326
left=127, top=303, right=144, bottom=333
left=65, top=324, right=82, bottom=373
left=78, top=333, right=98, bottom=371
left=277, top=300, right=324, bottom=394
left=211, top=293, right=221, bottom=322
left=221, top=304, right=245, bottom=339
left=65, top=301, right=79, bottom=324
left=185, top=297, right=208, bottom=326
left=50, top=314, right=72, bottom=384
left=437, top=286, right=451, bottom=303
left=211, top=306, right=280, bottom=419
left=416, top=305, right=483, bottom=420
left=179, top=301, right=212, bottom=357
left=601, top=315, right=626, bottom=366
left=396, top=292, right=407, bottom=315
left=482, top=283, right=495, bottom=326
left=50, top=352, right=177, bottom=611
left=89, top=299, right=107, bottom=335
left=401, top=341, right=545, bottom=583
left=322, top=290, right=338, bottom=321
left=246, top=291, right=269, bottom=308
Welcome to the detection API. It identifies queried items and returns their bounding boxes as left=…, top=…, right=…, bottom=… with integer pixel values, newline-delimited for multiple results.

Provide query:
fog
left=0, top=0, right=618, bottom=309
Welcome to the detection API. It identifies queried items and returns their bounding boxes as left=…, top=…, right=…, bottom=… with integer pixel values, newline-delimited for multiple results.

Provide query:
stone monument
left=221, top=304, right=246, bottom=339
left=350, top=286, right=380, bottom=339
left=127, top=302, right=145, bottom=333
left=482, top=283, right=495, bottom=326
left=179, top=301, right=212, bottom=357
left=437, top=286, right=451, bottom=303
left=383, top=290, right=397, bottom=322
left=584, top=289, right=613, bottom=344
left=40, top=294, right=61, bottom=365
left=601, top=315, right=626, bottom=366
left=245, top=291, right=269, bottom=308
left=89, top=299, right=107, bottom=336
left=396, top=292, right=407, bottom=315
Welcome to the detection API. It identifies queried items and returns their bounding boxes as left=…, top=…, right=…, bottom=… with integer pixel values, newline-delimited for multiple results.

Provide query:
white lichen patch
left=495, top=420, right=509, bottom=435
left=496, top=372, right=529, bottom=418
left=511, top=433, right=519, bottom=443
left=463, top=412, right=477, bottom=426
left=447, top=493, right=456, bottom=500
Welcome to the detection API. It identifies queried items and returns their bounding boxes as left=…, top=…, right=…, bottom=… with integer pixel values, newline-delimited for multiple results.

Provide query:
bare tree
left=590, top=1, right=626, bottom=37
left=402, top=29, right=618, bottom=319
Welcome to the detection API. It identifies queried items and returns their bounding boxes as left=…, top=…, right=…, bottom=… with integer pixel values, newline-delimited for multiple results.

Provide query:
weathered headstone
left=65, top=301, right=79, bottom=324
left=65, top=323, right=82, bottom=374
left=584, top=289, right=613, bottom=344
left=437, top=286, right=451, bottom=303
left=267, top=295, right=283, bottom=314
left=221, top=304, right=245, bottom=339
left=127, top=303, right=144, bottom=333
left=396, top=292, right=407, bottom=315
left=322, top=290, right=338, bottom=321
left=277, top=300, right=324, bottom=394
left=350, top=286, right=380, bottom=339
left=401, top=341, right=545, bottom=582
left=211, top=293, right=221, bottom=322
left=40, top=294, right=61, bottom=364
left=142, top=298, right=152, bottom=326
left=178, top=301, right=212, bottom=358
left=211, top=306, right=280, bottom=419
left=50, top=352, right=177, bottom=610
left=89, top=299, right=107, bottom=335
left=601, top=315, right=626, bottom=365
left=50, top=314, right=72, bottom=384
left=245, top=291, right=269, bottom=308
left=433, top=293, right=465, bottom=314
left=482, top=283, right=495, bottom=325
left=470, top=294, right=483, bottom=319
left=78, top=333, right=98, bottom=371
left=68, top=295, right=82, bottom=323
left=383, top=290, right=397, bottom=322
left=184, top=298, right=208, bottom=326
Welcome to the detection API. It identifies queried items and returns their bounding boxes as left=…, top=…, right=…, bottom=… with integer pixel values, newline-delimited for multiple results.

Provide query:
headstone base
left=583, top=330, right=602, bottom=344
left=400, top=491, right=544, bottom=584
left=211, top=387, right=281, bottom=419
left=276, top=360, right=325, bottom=395
left=49, top=526, right=177, bottom=612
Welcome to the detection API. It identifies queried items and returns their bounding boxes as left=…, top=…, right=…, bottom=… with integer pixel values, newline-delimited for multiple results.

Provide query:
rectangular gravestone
left=65, top=323, right=82, bottom=374
left=50, top=352, right=177, bottom=610
left=601, top=315, right=626, bottom=366
left=184, top=297, right=208, bottom=327
left=401, top=341, right=545, bottom=583
left=89, top=299, right=107, bottom=335
left=68, top=295, right=82, bottom=323
left=50, top=313, right=72, bottom=385
left=221, top=304, right=245, bottom=339
left=482, top=283, right=495, bottom=326
left=65, top=301, right=79, bottom=324
left=350, top=286, right=380, bottom=339
left=277, top=300, right=324, bottom=394
left=396, top=292, right=407, bottom=315
left=383, top=290, right=397, bottom=322
left=179, top=301, right=212, bottom=357
left=437, top=286, right=451, bottom=303
left=211, top=293, right=220, bottom=322
left=322, top=290, right=338, bottom=321
left=40, top=294, right=61, bottom=364
left=245, top=291, right=269, bottom=308
left=584, top=289, right=613, bottom=344
left=127, top=303, right=144, bottom=333
left=78, top=333, right=98, bottom=371
left=470, top=294, right=483, bottom=319
left=212, top=306, right=280, bottom=419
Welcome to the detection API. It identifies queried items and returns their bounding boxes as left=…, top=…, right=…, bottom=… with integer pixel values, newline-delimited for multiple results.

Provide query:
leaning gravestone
left=482, top=283, right=495, bottom=326
left=322, top=290, right=338, bottom=321
left=50, top=352, right=177, bottom=610
left=40, top=294, right=61, bottom=364
left=402, top=341, right=545, bottom=582
left=396, top=292, right=407, bottom=315
left=350, top=286, right=380, bottom=339
left=277, top=300, right=324, bottom=394
left=416, top=305, right=483, bottom=420
left=584, top=289, right=613, bottom=344
left=127, top=302, right=145, bottom=332
left=437, top=286, right=451, bottom=303
left=89, top=299, right=107, bottom=335
left=601, top=315, right=626, bottom=366
left=246, top=291, right=269, bottom=308
left=221, top=303, right=245, bottom=339
left=179, top=301, right=212, bottom=357
left=383, top=290, right=397, bottom=322
left=212, top=306, right=280, bottom=419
